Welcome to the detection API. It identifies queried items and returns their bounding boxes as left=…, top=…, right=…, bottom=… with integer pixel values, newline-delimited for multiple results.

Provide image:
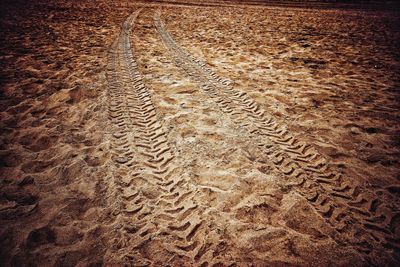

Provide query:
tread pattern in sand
left=106, top=10, right=214, bottom=265
left=154, top=10, right=400, bottom=262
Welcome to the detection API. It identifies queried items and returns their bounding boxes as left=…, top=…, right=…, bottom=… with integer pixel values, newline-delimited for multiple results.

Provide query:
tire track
left=154, top=10, right=399, bottom=264
left=106, top=10, right=212, bottom=265
left=107, top=10, right=159, bottom=265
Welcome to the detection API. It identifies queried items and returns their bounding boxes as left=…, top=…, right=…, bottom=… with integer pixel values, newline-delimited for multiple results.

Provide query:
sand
left=0, top=0, right=399, bottom=266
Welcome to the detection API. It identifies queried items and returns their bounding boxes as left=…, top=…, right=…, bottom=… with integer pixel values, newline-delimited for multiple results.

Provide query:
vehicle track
left=106, top=10, right=220, bottom=266
left=154, top=10, right=400, bottom=264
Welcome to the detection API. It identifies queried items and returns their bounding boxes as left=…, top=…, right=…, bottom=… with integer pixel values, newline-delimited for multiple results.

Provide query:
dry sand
left=0, top=0, right=399, bottom=266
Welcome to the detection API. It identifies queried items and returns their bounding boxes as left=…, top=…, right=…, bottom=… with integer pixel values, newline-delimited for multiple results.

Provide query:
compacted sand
left=0, top=0, right=399, bottom=266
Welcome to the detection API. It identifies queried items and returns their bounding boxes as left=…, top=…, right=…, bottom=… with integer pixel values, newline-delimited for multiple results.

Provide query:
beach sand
left=0, top=0, right=399, bottom=266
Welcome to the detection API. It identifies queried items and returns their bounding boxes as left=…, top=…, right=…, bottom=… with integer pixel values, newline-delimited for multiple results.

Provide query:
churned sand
left=0, top=0, right=399, bottom=266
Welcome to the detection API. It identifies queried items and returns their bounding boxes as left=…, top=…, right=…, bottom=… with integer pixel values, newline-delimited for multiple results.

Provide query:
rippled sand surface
left=1, top=1, right=399, bottom=266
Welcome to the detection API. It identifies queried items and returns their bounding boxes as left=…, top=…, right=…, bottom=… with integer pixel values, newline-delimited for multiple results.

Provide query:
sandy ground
left=0, top=0, right=399, bottom=266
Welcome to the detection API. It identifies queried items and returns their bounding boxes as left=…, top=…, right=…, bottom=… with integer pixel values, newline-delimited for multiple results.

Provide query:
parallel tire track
left=154, top=10, right=399, bottom=264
